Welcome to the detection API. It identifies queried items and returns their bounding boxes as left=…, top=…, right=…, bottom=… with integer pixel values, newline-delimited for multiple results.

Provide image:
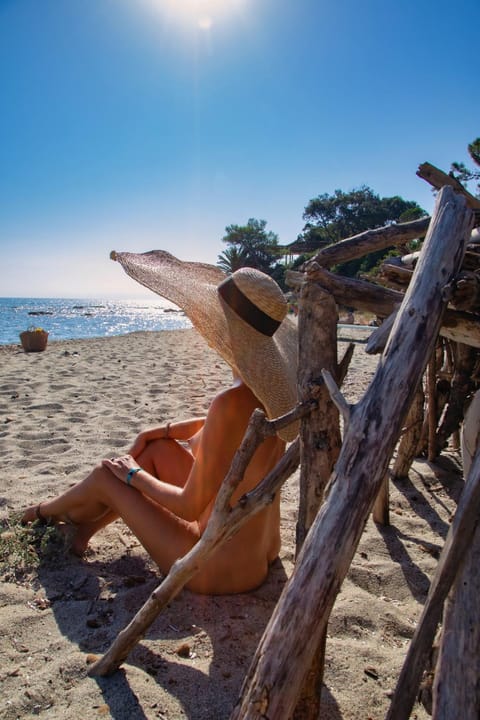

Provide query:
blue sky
left=1, top=0, right=479, bottom=298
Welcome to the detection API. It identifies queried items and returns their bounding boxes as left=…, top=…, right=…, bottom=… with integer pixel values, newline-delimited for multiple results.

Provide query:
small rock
left=175, top=643, right=191, bottom=658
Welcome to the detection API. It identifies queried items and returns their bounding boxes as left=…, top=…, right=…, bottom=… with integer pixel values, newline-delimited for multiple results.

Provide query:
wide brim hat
left=110, top=249, right=298, bottom=441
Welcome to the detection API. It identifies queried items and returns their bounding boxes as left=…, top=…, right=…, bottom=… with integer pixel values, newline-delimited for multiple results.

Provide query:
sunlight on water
left=0, top=297, right=191, bottom=345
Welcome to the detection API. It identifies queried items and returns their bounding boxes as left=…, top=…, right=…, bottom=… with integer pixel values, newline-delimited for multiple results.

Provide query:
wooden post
left=296, top=279, right=341, bottom=552
left=386, top=446, right=480, bottom=720
left=372, top=474, right=390, bottom=525
left=293, top=279, right=341, bottom=720
left=88, top=402, right=312, bottom=677
left=432, top=518, right=480, bottom=718
left=427, top=352, right=438, bottom=461
left=230, top=187, right=473, bottom=720
left=392, top=385, right=425, bottom=480
left=287, top=267, right=480, bottom=349
left=436, top=343, right=478, bottom=450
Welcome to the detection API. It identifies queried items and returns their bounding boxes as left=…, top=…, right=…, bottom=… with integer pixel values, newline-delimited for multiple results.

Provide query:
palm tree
left=217, top=246, right=249, bottom=274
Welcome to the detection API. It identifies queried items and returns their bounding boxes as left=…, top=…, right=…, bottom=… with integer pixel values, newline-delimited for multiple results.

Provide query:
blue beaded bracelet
left=126, top=467, right=141, bottom=486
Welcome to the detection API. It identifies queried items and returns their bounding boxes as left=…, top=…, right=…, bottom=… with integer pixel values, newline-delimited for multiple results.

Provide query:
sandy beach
left=0, top=328, right=462, bottom=719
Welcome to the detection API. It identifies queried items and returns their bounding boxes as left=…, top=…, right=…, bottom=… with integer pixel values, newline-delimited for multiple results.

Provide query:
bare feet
left=20, top=505, right=88, bottom=557
left=21, top=504, right=48, bottom=525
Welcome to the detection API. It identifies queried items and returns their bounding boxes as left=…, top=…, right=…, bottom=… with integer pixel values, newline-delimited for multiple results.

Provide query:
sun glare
left=143, top=0, right=245, bottom=31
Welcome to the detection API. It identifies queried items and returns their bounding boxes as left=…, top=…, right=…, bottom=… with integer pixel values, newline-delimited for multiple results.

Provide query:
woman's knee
left=139, top=439, right=193, bottom=484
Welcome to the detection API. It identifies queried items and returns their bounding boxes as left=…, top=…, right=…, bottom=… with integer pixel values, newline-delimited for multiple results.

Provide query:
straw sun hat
left=110, top=249, right=298, bottom=441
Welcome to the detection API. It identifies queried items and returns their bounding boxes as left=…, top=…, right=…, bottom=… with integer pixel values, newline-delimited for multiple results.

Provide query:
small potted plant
left=19, top=326, right=49, bottom=352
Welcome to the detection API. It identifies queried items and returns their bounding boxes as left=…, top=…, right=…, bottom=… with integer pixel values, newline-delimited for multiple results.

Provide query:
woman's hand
left=102, top=454, right=139, bottom=483
left=128, top=431, right=151, bottom=459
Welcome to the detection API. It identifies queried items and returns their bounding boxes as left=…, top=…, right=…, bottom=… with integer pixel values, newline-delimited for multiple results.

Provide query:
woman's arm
left=129, top=417, right=206, bottom=458
left=107, top=388, right=253, bottom=521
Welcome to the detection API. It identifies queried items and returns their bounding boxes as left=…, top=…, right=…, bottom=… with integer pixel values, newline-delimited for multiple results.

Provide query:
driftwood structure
left=89, top=171, right=480, bottom=718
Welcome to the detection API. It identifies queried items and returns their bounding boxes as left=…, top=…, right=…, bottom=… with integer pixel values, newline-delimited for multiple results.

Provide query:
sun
left=143, top=0, right=244, bottom=31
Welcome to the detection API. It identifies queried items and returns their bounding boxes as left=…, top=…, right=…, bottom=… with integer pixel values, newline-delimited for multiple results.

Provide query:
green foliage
left=297, top=186, right=426, bottom=277
left=0, top=516, right=67, bottom=581
left=450, top=136, right=480, bottom=197
left=217, top=246, right=249, bottom=274
left=217, top=218, right=282, bottom=275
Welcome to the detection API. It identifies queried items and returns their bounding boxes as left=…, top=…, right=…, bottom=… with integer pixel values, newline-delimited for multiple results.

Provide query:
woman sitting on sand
left=22, top=252, right=298, bottom=595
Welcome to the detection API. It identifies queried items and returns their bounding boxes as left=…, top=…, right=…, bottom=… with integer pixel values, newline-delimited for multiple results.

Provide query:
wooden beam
left=231, top=187, right=473, bottom=720
left=305, top=216, right=430, bottom=270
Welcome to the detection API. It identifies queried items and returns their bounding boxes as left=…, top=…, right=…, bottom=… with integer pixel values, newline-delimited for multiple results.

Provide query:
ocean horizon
left=0, top=297, right=191, bottom=346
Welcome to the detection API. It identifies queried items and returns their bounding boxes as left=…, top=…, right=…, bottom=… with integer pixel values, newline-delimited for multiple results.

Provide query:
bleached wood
left=386, top=445, right=480, bottom=720
left=296, top=281, right=341, bottom=552
left=231, top=187, right=473, bottom=720
left=417, top=161, right=480, bottom=212
left=432, top=517, right=480, bottom=718
left=372, top=474, right=389, bottom=526
left=436, top=343, right=478, bottom=450
left=427, top=353, right=438, bottom=461
left=294, top=281, right=341, bottom=719
left=392, top=386, right=425, bottom=480
left=306, top=216, right=430, bottom=269
left=88, top=401, right=311, bottom=677
left=288, top=265, right=480, bottom=349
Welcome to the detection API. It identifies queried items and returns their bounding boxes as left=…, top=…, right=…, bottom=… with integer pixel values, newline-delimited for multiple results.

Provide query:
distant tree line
left=216, top=188, right=425, bottom=288
left=217, top=136, right=479, bottom=287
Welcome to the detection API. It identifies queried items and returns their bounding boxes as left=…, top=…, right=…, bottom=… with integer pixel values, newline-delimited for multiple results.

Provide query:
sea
left=0, top=297, right=192, bottom=346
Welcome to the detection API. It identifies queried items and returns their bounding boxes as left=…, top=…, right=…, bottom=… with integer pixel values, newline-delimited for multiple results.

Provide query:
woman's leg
left=21, top=438, right=195, bottom=554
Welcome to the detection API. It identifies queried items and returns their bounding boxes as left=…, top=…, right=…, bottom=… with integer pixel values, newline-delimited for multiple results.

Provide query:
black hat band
left=218, top=276, right=281, bottom=337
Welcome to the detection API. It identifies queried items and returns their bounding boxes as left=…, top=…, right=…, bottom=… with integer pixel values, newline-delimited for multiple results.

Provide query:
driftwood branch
left=288, top=264, right=403, bottom=317
left=386, top=444, right=480, bottom=720
left=321, top=369, right=351, bottom=427
left=391, top=385, right=425, bottom=480
left=417, top=161, right=480, bottom=213
left=433, top=509, right=480, bottom=718
left=293, top=281, right=341, bottom=719
left=88, top=401, right=312, bottom=677
left=305, top=216, right=430, bottom=270
left=288, top=266, right=480, bottom=350
left=231, top=187, right=474, bottom=720
left=296, top=281, right=341, bottom=551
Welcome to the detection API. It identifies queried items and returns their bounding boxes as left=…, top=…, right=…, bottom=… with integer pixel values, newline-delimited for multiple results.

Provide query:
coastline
left=0, top=328, right=460, bottom=718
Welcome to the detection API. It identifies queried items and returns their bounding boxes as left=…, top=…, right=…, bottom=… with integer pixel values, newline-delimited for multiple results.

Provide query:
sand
left=0, top=328, right=463, bottom=719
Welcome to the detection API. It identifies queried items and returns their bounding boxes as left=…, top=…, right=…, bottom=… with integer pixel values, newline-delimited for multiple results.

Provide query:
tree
left=450, top=137, right=480, bottom=198
left=296, top=186, right=426, bottom=277
left=217, top=218, right=282, bottom=276
left=217, top=246, right=249, bottom=274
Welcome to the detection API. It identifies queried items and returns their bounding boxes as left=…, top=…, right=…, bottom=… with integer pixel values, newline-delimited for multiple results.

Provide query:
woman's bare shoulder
left=208, top=382, right=260, bottom=416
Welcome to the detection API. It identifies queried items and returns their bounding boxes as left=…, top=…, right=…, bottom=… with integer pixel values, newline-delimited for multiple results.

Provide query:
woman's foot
left=20, top=505, right=89, bottom=556
left=21, top=503, right=48, bottom=525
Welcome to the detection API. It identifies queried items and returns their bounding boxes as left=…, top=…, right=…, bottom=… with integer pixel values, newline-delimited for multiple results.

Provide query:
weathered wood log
left=293, top=281, right=341, bottom=720
left=372, top=474, right=389, bottom=525
left=440, top=309, right=480, bottom=348
left=231, top=187, right=473, bottom=720
left=365, top=312, right=397, bottom=355
left=288, top=266, right=480, bottom=349
left=427, top=353, right=438, bottom=461
left=432, top=512, right=480, bottom=718
left=391, top=385, right=425, bottom=480
left=296, top=281, right=341, bottom=552
left=450, top=271, right=480, bottom=312
left=386, top=445, right=480, bottom=720
left=88, top=402, right=311, bottom=677
left=288, top=265, right=404, bottom=317
left=436, top=343, right=478, bottom=450
left=379, top=258, right=414, bottom=287
left=417, top=161, right=480, bottom=213
left=337, top=342, right=355, bottom=385
left=305, top=216, right=430, bottom=269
